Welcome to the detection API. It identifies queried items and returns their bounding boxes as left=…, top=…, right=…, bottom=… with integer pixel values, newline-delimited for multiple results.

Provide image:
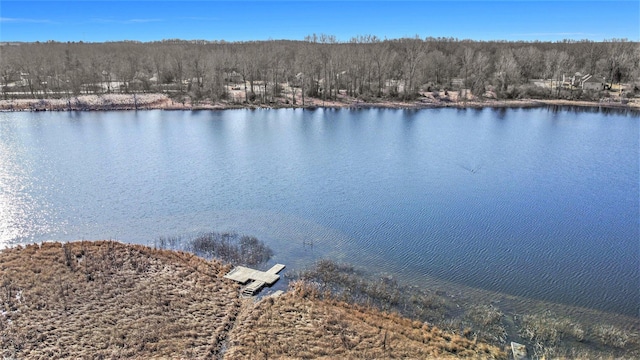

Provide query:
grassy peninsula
left=0, top=241, right=505, bottom=359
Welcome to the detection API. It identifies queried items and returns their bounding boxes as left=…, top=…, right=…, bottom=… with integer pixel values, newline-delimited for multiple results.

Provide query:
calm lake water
left=0, top=107, right=638, bottom=317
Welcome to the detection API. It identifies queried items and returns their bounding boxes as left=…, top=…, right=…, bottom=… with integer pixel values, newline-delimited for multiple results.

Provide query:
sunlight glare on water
left=0, top=130, right=30, bottom=246
left=0, top=117, right=58, bottom=248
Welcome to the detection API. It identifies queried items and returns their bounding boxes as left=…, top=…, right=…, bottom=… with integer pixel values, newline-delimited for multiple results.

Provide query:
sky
left=1, top=1, right=638, bottom=43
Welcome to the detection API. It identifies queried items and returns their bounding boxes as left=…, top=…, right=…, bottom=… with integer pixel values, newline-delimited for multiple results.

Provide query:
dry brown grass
left=224, top=281, right=506, bottom=359
left=463, top=305, right=508, bottom=345
left=0, top=241, right=241, bottom=359
left=515, top=311, right=640, bottom=359
left=0, top=241, right=508, bottom=359
left=4, top=241, right=636, bottom=359
left=593, top=324, right=631, bottom=349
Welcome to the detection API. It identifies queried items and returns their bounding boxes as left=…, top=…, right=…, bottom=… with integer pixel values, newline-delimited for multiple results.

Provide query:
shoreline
left=1, top=93, right=637, bottom=112
left=2, top=240, right=637, bottom=358
left=0, top=240, right=506, bottom=359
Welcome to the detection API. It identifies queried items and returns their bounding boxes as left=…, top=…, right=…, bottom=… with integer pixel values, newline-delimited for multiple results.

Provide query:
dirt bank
left=1, top=92, right=637, bottom=112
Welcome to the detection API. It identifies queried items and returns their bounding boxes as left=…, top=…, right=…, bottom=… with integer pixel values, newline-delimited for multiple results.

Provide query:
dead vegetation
left=224, top=280, right=505, bottom=359
left=462, top=305, right=508, bottom=345
left=2, top=92, right=638, bottom=112
left=0, top=94, right=170, bottom=111
left=514, top=310, right=640, bottom=359
left=1, top=242, right=636, bottom=359
left=518, top=311, right=584, bottom=346
left=294, top=259, right=640, bottom=359
left=0, top=241, right=507, bottom=359
left=0, top=241, right=241, bottom=358
left=155, top=231, right=274, bottom=266
left=593, top=324, right=631, bottom=348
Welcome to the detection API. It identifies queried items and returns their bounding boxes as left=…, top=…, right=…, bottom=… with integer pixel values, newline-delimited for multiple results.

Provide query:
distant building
left=225, top=71, right=243, bottom=84
left=581, top=75, right=608, bottom=91
left=451, top=78, right=464, bottom=88
left=385, top=79, right=405, bottom=93
left=562, top=73, right=608, bottom=90
left=19, top=72, right=30, bottom=87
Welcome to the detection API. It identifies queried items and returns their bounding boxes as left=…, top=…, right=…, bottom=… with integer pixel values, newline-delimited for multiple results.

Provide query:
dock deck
left=224, top=263, right=286, bottom=296
left=242, top=281, right=266, bottom=297
left=266, top=264, right=286, bottom=274
left=224, top=266, right=280, bottom=285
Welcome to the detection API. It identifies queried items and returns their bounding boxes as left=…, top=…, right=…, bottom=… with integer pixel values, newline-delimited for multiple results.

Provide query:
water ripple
left=0, top=108, right=637, bottom=317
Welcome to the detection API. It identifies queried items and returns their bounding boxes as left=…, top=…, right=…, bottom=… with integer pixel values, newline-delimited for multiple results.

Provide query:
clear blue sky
left=1, top=1, right=638, bottom=42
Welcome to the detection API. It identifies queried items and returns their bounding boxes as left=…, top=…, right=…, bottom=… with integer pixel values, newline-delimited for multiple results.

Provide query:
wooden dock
left=511, top=342, right=527, bottom=360
left=224, top=263, right=286, bottom=297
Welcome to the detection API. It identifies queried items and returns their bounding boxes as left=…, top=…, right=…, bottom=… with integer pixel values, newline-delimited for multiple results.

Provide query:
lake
left=0, top=107, right=637, bottom=317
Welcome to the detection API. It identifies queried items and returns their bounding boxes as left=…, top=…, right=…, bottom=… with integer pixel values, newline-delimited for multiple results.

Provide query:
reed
left=293, top=259, right=640, bottom=359
left=155, top=231, right=273, bottom=266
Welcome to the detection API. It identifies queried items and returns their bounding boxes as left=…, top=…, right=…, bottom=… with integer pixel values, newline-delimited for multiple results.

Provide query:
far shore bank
left=1, top=93, right=638, bottom=112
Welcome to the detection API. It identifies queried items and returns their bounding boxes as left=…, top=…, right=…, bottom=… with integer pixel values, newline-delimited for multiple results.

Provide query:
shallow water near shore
left=0, top=107, right=638, bottom=319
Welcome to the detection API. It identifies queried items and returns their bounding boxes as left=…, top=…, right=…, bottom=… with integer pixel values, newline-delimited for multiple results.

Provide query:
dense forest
left=1, top=36, right=638, bottom=104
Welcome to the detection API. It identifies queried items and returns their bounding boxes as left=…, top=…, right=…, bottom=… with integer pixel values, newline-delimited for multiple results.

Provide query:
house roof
left=583, top=76, right=604, bottom=83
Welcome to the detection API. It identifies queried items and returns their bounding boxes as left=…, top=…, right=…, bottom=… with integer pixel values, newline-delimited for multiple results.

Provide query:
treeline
left=1, top=36, right=638, bottom=103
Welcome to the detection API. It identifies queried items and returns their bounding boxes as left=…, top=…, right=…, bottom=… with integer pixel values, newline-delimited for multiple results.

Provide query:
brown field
left=0, top=241, right=506, bottom=359
left=0, top=241, right=240, bottom=358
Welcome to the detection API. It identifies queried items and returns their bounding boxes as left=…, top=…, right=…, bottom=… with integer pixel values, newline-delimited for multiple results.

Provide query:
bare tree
left=397, top=37, right=426, bottom=97
left=495, top=49, right=520, bottom=92
left=514, top=46, right=543, bottom=82
left=371, top=42, right=395, bottom=97
left=170, top=48, right=186, bottom=94
left=0, top=38, right=636, bottom=104
left=470, top=51, right=491, bottom=96
left=544, top=49, right=572, bottom=97
left=423, top=50, right=447, bottom=87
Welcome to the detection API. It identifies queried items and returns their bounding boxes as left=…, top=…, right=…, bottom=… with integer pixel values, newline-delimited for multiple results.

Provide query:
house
left=19, top=72, right=30, bottom=87
left=290, top=72, right=304, bottom=87
left=224, top=71, right=243, bottom=84
left=451, top=78, right=464, bottom=88
left=561, top=73, right=607, bottom=90
left=385, top=79, right=405, bottom=93
left=581, top=75, right=608, bottom=91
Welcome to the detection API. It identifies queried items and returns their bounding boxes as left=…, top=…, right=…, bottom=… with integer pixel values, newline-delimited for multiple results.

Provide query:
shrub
left=519, top=313, right=564, bottom=345
left=464, top=305, right=507, bottom=344
left=520, top=84, right=551, bottom=99
left=594, top=325, right=630, bottom=348
left=495, top=86, right=519, bottom=100
left=156, top=231, right=273, bottom=266
left=400, top=92, right=420, bottom=101
left=357, top=93, right=373, bottom=103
